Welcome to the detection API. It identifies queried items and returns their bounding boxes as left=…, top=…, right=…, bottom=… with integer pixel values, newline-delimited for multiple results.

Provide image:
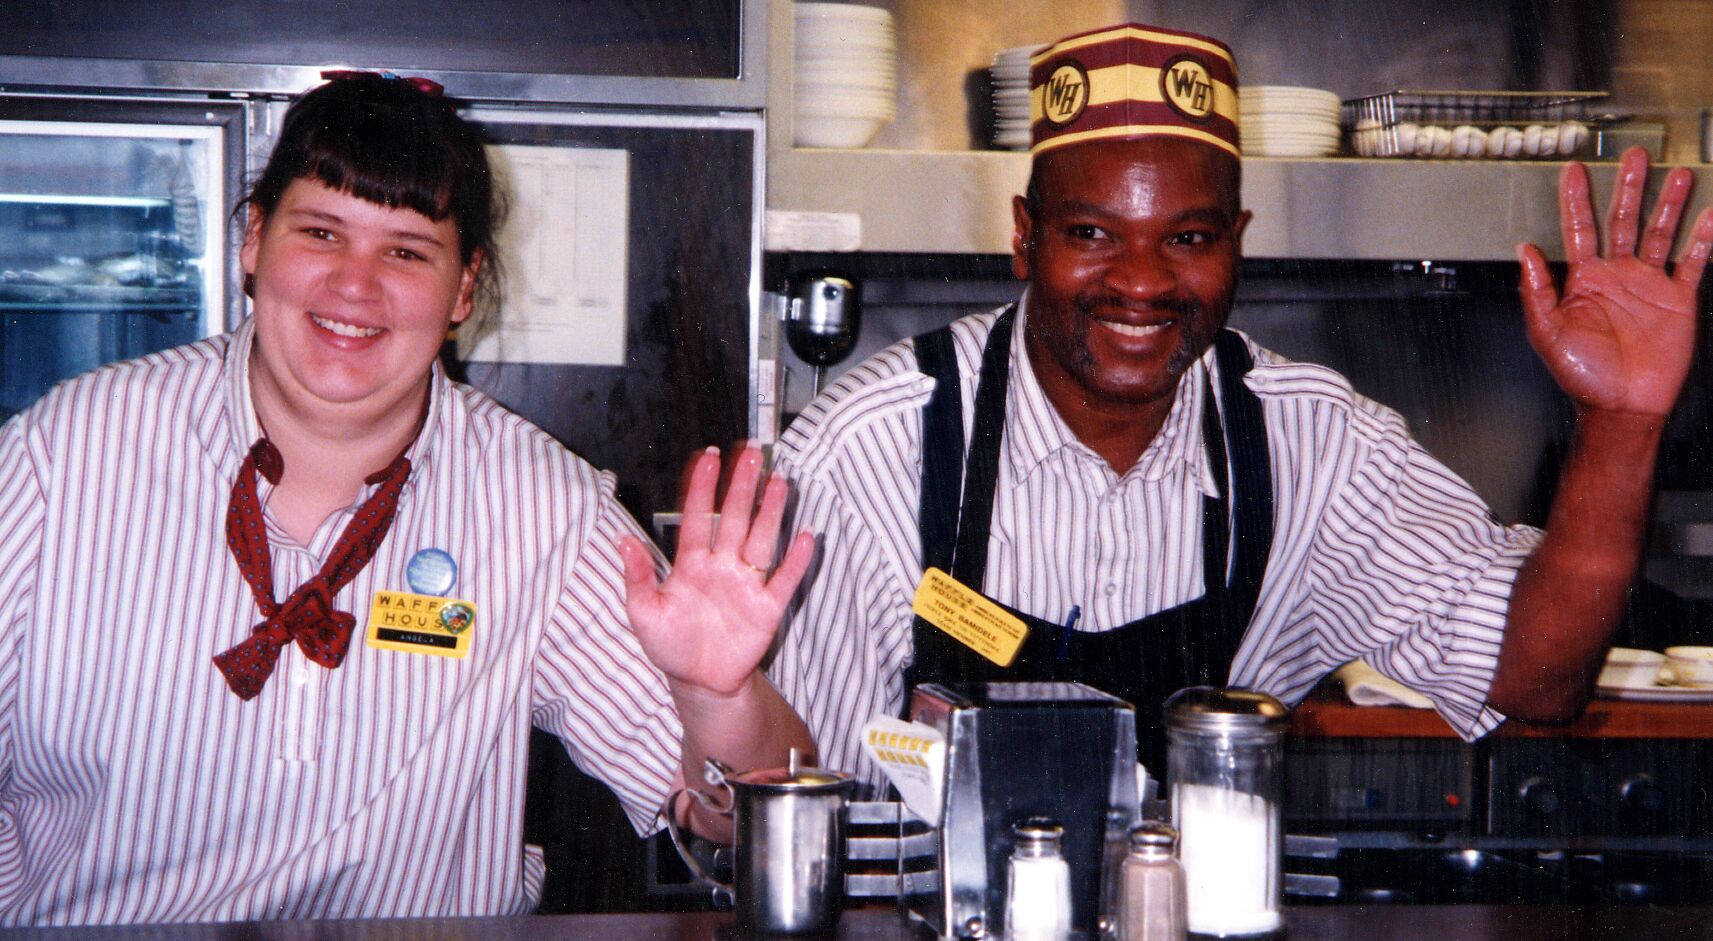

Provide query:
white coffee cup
left=1598, top=647, right=1665, bottom=689
left=1663, top=646, right=1713, bottom=688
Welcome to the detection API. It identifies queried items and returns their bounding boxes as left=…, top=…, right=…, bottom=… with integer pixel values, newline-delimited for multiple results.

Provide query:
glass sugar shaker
left=1165, top=687, right=1289, bottom=940
left=1006, top=817, right=1071, bottom=941
left=1119, top=821, right=1186, bottom=941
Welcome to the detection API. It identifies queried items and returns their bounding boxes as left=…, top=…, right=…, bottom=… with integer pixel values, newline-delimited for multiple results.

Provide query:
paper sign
left=460, top=144, right=629, bottom=366
left=861, top=716, right=946, bottom=824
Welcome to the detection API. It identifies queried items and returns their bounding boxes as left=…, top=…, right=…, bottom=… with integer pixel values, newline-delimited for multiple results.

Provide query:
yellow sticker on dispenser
left=911, top=567, right=1029, bottom=667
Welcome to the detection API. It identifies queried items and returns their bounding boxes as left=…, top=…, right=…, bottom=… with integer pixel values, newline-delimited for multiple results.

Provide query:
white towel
left=1335, top=661, right=1434, bottom=709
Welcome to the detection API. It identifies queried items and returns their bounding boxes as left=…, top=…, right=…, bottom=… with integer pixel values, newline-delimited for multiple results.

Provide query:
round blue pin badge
left=406, top=548, right=458, bottom=597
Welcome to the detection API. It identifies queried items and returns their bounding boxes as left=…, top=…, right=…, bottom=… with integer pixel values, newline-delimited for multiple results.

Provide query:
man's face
left=1013, top=137, right=1250, bottom=412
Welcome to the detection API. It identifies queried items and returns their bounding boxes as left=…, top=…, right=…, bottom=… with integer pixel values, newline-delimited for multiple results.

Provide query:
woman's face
left=239, top=177, right=478, bottom=425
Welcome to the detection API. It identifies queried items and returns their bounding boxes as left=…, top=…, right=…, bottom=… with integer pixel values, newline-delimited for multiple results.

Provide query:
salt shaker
left=1165, top=687, right=1289, bottom=939
left=1006, top=817, right=1072, bottom=941
left=1119, top=822, right=1187, bottom=941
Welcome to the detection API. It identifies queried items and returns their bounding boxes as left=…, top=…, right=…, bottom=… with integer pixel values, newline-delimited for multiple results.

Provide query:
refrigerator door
left=0, top=96, right=244, bottom=418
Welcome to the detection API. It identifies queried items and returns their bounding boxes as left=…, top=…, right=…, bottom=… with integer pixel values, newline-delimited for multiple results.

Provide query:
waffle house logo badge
left=1161, top=55, right=1216, bottom=121
left=1041, top=61, right=1089, bottom=126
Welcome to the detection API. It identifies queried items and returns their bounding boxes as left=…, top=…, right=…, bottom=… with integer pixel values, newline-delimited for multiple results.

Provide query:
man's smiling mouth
left=1097, top=320, right=1170, bottom=338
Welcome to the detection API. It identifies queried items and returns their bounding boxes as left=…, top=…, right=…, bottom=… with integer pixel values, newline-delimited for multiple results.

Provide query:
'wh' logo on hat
left=1042, top=62, right=1089, bottom=126
left=1161, top=56, right=1214, bottom=120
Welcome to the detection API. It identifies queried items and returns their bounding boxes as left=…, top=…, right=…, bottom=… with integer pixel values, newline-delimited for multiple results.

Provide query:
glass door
left=0, top=96, right=243, bottom=419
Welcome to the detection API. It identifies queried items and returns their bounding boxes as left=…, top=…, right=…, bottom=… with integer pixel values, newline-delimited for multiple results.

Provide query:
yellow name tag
left=911, top=567, right=1028, bottom=667
left=365, top=590, right=476, bottom=659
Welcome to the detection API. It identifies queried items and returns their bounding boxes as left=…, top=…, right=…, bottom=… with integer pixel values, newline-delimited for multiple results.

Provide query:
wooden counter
left=6, top=907, right=1713, bottom=940
left=1291, top=696, right=1713, bottom=740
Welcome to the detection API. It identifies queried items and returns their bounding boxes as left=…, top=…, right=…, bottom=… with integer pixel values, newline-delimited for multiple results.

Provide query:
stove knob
left=1518, top=776, right=1562, bottom=817
left=1620, top=773, right=1665, bottom=816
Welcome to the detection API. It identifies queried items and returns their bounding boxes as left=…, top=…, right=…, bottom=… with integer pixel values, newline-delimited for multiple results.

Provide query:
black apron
left=903, top=307, right=1275, bottom=773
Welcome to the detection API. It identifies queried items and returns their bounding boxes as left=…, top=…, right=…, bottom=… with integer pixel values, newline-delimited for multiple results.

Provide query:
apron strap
left=914, top=324, right=965, bottom=574
left=1211, top=331, right=1275, bottom=636
left=949, top=309, right=1017, bottom=587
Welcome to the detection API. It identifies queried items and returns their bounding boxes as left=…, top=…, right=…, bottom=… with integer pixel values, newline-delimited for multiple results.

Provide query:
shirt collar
left=221, top=317, right=445, bottom=499
left=1002, top=297, right=1219, bottom=496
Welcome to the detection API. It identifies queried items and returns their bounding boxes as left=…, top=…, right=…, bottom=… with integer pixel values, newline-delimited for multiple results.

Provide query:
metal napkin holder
left=846, top=681, right=1142, bottom=940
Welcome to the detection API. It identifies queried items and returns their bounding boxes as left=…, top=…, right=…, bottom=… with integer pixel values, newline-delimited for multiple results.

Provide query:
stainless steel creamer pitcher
left=667, top=749, right=856, bottom=934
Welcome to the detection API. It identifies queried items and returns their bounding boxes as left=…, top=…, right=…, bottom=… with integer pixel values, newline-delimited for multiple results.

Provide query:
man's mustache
left=1073, top=294, right=1201, bottom=320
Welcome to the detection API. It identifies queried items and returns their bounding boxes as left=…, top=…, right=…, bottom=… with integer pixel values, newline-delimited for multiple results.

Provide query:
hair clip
left=320, top=69, right=445, bottom=97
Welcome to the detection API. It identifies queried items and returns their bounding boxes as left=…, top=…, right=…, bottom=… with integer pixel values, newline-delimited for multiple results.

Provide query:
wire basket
left=1342, top=90, right=1608, bottom=159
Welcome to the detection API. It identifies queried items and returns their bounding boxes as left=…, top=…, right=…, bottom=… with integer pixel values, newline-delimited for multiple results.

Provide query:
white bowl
left=796, top=43, right=896, bottom=59
left=1241, top=85, right=1341, bottom=104
left=795, top=82, right=896, bottom=103
left=796, top=34, right=896, bottom=55
left=795, top=99, right=898, bottom=118
left=1244, top=145, right=1338, bottom=157
left=795, top=51, right=897, bottom=68
left=795, top=18, right=895, bottom=36
left=1241, top=118, right=1340, bottom=132
left=1665, top=646, right=1713, bottom=687
left=796, top=25, right=895, bottom=46
left=795, top=2, right=894, bottom=24
left=1241, top=127, right=1341, bottom=138
left=1600, top=647, right=1666, bottom=689
left=794, top=66, right=896, bottom=88
left=795, top=113, right=888, bottom=148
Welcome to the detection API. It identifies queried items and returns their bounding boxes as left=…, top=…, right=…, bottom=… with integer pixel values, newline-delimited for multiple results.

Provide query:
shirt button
left=1104, top=583, right=1118, bottom=596
left=291, top=668, right=310, bottom=687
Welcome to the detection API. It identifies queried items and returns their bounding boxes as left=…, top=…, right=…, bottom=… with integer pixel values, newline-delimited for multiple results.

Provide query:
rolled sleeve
left=1308, top=407, right=1542, bottom=741
left=770, top=458, right=917, bottom=795
left=532, top=477, right=681, bottom=836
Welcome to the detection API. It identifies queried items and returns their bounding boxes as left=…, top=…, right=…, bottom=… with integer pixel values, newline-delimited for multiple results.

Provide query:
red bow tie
left=212, top=439, right=410, bottom=701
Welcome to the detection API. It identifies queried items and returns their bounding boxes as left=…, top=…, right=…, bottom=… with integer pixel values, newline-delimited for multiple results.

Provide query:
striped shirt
left=770, top=303, right=1539, bottom=792
left=0, top=319, right=681, bottom=925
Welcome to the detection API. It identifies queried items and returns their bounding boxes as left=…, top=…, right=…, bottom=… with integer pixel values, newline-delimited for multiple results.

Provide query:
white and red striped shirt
left=770, top=303, right=1540, bottom=792
left=0, top=319, right=681, bottom=924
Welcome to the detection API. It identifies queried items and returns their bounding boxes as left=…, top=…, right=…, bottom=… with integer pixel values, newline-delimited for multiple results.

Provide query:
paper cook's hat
left=1029, top=23, right=1239, bottom=158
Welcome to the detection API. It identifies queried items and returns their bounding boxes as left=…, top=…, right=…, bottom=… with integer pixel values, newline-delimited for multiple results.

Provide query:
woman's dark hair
left=238, top=73, right=503, bottom=319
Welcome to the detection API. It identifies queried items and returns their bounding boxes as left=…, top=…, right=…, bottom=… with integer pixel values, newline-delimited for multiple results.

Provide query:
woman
left=0, top=72, right=812, bottom=925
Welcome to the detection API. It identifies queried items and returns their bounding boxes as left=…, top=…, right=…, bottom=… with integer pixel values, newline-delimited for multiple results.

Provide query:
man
left=769, top=23, right=1712, bottom=789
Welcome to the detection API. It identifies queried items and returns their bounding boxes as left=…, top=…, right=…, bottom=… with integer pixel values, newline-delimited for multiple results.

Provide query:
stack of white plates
left=989, top=44, right=1044, bottom=151
left=794, top=2, right=898, bottom=149
left=1239, top=86, right=1342, bottom=157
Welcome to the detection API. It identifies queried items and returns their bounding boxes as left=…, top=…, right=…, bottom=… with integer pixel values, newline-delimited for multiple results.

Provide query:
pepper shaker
left=1119, top=821, right=1187, bottom=941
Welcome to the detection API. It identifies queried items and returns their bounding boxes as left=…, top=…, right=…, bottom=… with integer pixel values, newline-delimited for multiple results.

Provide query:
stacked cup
left=1238, top=86, right=1342, bottom=157
left=989, top=44, right=1044, bottom=151
left=793, top=2, right=898, bottom=149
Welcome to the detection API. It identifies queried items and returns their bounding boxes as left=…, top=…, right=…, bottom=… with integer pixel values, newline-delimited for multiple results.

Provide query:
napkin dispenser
left=874, top=681, right=1142, bottom=940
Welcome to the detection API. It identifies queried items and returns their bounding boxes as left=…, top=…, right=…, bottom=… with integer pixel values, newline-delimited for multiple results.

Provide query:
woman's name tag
left=365, top=590, right=476, bottom=659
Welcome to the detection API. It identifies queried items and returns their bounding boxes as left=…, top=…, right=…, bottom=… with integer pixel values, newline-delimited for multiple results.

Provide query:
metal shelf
left=765, top=148, right=1713, bottom=261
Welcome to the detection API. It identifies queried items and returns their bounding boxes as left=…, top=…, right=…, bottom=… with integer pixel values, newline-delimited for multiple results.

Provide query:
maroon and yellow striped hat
left=1029, top=23, right=1239, bottom=158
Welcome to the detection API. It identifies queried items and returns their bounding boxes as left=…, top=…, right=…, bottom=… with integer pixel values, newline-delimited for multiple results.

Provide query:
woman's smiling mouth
left=311, top=314, right=383, bottom=339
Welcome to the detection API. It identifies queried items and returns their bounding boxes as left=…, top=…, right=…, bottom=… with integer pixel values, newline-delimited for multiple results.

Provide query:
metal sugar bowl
left=1164, top=687, right=1290, bottom=940
left=668, top=749, right=856, bottom=935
